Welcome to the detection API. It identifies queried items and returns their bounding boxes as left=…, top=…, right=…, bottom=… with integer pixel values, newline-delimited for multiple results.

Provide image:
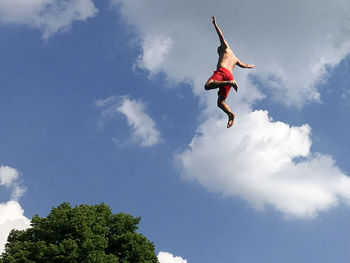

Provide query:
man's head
left=217, top=45, right=224, bottom=55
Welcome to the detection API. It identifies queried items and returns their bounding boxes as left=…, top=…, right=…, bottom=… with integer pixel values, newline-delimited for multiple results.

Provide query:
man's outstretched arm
left=236, top=59, right=255, bottom=68
left=212, top=16, right=228, bottom=48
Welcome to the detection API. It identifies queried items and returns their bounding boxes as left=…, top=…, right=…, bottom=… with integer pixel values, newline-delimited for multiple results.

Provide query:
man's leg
left=217, top=94, right=235, bottom=128
left=205, top=79, right=237, bottom=90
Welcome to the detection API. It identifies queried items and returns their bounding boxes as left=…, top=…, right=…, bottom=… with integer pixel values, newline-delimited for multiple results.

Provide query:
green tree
left=0, top=203, right=158, bottom=263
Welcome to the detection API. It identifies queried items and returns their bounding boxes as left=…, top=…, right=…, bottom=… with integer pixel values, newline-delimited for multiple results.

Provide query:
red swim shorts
left=209, top=67, right=234, bottom=99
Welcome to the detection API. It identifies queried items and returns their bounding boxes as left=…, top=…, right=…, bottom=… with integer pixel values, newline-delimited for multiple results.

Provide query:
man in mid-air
left=205, top=16, right=255, bottom=128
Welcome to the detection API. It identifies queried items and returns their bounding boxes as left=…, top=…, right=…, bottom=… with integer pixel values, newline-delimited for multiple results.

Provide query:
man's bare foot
left=232, top=80, right=238, bottom=92
left=227, top=113, right=235, bottom=128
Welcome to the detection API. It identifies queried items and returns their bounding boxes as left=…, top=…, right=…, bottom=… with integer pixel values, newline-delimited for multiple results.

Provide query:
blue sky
left=1, top=1, right=350, bottom=262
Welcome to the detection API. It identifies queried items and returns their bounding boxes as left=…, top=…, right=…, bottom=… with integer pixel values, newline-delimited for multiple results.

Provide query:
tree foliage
left=0, top=203, right=158, bottom=263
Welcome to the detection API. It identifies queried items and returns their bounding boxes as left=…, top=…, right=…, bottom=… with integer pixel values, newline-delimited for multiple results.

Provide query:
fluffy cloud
left=0, top=0, right=98, bottom=39
left=0, top=166, right=26, bottom=200
left=176, top=111, right=350, bottom=218
left=96, top=96, right=162, bottom=147
left=0, top=166, right=19, bottom=187
left=118, top=97, right=162, bottom=146
left=112, top=0, right=350, bottom=218
left=136, top=35, right=173, bottom=75
left=0, top=166, right=30, bottom=253
left=158, top=252, right=187, bottom=263
left=0, top=201, right=31, bottom=253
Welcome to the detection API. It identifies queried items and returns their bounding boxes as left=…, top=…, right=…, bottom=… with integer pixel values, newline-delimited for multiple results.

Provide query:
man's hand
left=212, top=15, right=216, bottom=25
left=237, top=60, right=255, bottom=69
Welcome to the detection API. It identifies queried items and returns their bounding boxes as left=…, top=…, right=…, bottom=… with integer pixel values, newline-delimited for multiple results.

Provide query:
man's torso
left=217, top=47, right=238, bottom=72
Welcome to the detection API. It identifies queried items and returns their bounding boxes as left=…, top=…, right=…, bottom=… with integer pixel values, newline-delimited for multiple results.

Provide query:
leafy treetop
left=0, top=202, right=158, bottom=263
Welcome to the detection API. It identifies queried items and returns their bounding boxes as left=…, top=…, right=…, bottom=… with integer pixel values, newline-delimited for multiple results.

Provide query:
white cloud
left=96, top=96, right=162, bottom=147
left=0, top=166, right=26, bottom=201
left=11, top=185, right=27, bottom=201
left=176, top=111, right=350, bottom=218
left=342, top=90, right=350, bottom=100
left=0, top=166, right=19, bottom=187
left=0, top=201, right=31, bottom=253
left=112, top=0, right=350, bottom=218
left=0, top=166, right=30, bottom=253
left=136, top=35, right=173, bottom=75
left=95, top=96, right=121, bottom=130
left=158, top=252, right=187, bottom=263
left=0, top=0, right=98, bottom=39
left=118, top=97, right=162, bottom=147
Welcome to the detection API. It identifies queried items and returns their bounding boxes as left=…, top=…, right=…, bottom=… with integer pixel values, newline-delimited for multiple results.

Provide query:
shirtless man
left=205, top=16, right=255, bottom=128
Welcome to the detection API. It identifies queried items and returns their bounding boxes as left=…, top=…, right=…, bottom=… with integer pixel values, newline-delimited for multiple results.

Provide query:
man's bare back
left=205, top=16, right=255, bottom=128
